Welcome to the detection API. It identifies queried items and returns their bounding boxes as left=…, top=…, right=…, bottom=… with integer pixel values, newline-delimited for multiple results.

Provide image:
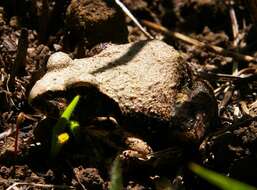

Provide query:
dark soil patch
left=0, top=0, right=257, bottom=189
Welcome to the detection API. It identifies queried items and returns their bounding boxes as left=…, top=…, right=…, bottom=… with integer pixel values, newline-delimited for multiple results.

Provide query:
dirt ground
left=0, top=0, right=257, bottom=189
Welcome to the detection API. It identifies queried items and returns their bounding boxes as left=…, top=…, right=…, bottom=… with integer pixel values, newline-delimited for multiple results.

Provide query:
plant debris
left=0, top=0, right=257, bottom=189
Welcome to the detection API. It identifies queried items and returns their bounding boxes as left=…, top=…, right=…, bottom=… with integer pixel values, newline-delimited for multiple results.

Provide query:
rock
left=65, top=0, right=128, bottom=47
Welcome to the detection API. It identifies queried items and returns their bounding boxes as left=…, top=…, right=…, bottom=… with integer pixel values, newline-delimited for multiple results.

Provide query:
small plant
left=109, top=156, right=123, bottom=190
left=50, top=95, right=80, bottom=159
left=189, top=163, right=257, bottom=190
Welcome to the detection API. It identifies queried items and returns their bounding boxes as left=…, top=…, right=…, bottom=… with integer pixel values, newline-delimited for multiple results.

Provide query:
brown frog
left=29, top=40, right=218, bottom=164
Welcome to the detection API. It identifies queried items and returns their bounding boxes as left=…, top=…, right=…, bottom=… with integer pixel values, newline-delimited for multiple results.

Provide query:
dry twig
left=142, top=20, right=257, bottom=63
left=6, top=182, right=75, bottom=190
left=9, top=28, right=28, bottom=90
left=14, top=112, right=25, bottom=153
left=219, top=85, right=234, bottom=115
left=227, top=2, right=240, bottom=76
left=115, top=0, right=154, bottom=39
left=0, top=112, right=39, bottom=140
left=200, top=116, right=257, bottom=151
left=0, top=128, right=13, bottom=140
left=228, top=4, right=239, bottom=47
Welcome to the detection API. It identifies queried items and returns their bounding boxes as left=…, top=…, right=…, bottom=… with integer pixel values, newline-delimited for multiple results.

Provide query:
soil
left=0, top=0, right=257, bottom=189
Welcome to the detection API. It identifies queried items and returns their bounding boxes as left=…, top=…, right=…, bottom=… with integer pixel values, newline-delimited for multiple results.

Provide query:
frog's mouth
left=30, top=85, right=123, bottom=125
left=30, top=90, right=68, bottom=117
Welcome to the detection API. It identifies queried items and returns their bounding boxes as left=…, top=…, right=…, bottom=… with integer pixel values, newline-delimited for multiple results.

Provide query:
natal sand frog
left=29, top=40, right=218, bottom=161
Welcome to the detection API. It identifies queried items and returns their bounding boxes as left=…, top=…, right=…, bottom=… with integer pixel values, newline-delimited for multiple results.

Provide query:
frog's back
left=30, top=40, right=190, bottom=123
left=72, top=40, right=189, bottom=121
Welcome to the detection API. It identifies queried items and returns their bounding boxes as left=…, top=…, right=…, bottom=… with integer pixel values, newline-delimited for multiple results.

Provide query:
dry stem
left=115, top=0, right=154, bottom=39
left=142, top=20, right=257, bottom=63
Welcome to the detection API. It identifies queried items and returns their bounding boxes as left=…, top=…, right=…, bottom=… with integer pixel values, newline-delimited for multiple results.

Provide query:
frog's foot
left=120, top=137, right=153, bottom=161
left=119, top=141, right=185, bottom=175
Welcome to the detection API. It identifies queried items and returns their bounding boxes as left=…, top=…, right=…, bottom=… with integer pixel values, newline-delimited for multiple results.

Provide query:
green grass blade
left=69, top=120, right=80, bottom=136
left=110, top=157, right=123, bottom=190
left=61, top=95, right=80, bottom=120
left=50, top=95, right=80, bottom=159
left=189, top=163, right=257, bottom=190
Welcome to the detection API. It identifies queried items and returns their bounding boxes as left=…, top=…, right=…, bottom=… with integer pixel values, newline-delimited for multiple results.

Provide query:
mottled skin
left=29, top=40, right=218, bottom=155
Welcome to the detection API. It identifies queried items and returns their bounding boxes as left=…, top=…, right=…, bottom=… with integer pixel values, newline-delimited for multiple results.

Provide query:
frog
left=29, top=40, right=218, bottom=167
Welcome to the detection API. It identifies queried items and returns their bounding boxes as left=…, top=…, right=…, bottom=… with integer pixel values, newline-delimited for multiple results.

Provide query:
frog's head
left=29, top=51, right=122, bottom=122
